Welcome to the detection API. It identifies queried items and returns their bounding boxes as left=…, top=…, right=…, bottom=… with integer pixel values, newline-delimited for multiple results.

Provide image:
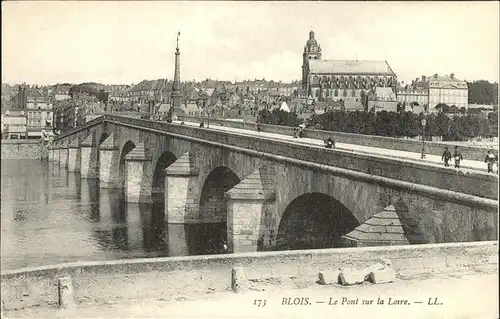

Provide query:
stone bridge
left=49, top=115, right=498, bottom=253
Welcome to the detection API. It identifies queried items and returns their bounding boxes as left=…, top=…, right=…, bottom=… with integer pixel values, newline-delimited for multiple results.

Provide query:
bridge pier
left=79, top=133, right=99, bottom=179
left=164, top=152, right=200, bottom=223
left=67, top=139, right=80, bottom=172
left=51, top=148, right=57, bottom=162
left=60, top=147, right=69, bottom=168
left=99, top=133, right=120, bottom=188
left=54, top=146, right=61, bottom=164
left=124, top=143, right=152, bottom=203
left=225, top=166, right=276, bottom=253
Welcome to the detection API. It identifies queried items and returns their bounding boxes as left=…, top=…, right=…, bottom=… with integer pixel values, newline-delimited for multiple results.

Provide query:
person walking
left=441, top=147, right=452, bottom=167
left=485, top=149, right=498, bottom=173
left=453, top=146, right=464, bottom=169
left=324, top=137, right=335, bottom=149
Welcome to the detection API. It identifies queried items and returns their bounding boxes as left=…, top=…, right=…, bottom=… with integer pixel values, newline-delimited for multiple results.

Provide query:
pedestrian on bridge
left=453, top=146, right=464, bottom=169
left=485, top=149, right=498, bottom=173
left=324, top=137, right=335, bottom=149
left=441, top=147, right=452, bottom=167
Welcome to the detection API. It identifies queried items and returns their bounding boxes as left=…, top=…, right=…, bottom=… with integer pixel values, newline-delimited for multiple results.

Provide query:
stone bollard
left=339, top=268, right=365, bottom=286
left=318, top=270, right=341, bottom=285
left=58, top=277, right=75, bottom=309
left=231, top=267, right=248, bottom=293
left=369, top=268, right=396, bottom=284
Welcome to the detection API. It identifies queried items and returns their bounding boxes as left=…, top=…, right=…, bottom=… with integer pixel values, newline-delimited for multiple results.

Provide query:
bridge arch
left=96, top=132, right=110, bottom=167
left=199, top=166, right=241, bottom=223
left=119, top=140, right=136, bottom=186
left=276, top=192, right=360, bottom=251
left=151, top=151, right=178, bottom=199
left=98, top=132, right=110, bottom=145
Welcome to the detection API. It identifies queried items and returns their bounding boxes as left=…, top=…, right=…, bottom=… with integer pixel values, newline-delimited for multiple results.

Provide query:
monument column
left=168, top=32, right=183, bottom=121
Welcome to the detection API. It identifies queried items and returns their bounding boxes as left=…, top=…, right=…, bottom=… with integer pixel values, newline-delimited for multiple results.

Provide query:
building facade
left=2, top=110, right=27, bottom=139
left=428, top=73, right=468, bottom=111
left=16, top=86, right=54, bottom=139
left=396, top=74, right=469, bottom=113
left=301, top=31, right=398, bottom=109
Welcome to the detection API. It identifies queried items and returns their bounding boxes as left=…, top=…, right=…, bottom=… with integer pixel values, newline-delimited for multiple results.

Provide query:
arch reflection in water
left=183, top=223, right=227, bottom=255
left=92, top=188, right=129, bottom=252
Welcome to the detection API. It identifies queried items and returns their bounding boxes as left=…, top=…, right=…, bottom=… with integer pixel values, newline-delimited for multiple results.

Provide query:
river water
left=1, top=160, right=226, bottom=271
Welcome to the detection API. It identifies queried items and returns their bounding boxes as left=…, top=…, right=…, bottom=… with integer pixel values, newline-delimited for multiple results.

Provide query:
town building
left=127, top=79, right=170, bottom=103
left=396, top=74, right=469, bottom=113
left=301, top=31, right=398, bottom=111
left=52, top=84, right=72, bottom=101
left=15, top=86, right=54, bottom=139
left=2, top=109, right=27, bottom=139
left=427, top=73, right=468, bottom=111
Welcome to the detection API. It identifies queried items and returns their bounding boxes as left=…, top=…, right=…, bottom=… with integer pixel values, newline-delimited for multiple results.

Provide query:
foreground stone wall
left=1, top=241, right=497, bottom=310
left=1, top=140, right=48, bottom=159
left=177, top=115, right=495, bottom=162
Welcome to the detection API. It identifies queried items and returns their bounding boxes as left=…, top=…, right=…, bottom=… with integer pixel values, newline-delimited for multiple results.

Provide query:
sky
left=2, top=1, right=499, bottom=85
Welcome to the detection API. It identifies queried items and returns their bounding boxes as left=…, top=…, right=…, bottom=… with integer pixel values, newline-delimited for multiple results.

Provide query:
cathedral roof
left=309, top=60, right=396, bottom=76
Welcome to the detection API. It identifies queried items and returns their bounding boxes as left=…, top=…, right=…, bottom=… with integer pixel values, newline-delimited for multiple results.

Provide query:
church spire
left=168, top=31, right=182, bottom=121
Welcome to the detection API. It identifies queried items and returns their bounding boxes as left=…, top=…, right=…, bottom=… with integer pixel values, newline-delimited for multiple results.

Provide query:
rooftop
left=427, top=74, right=464, bottom=82
left=309, top=60, right=396, bottom=76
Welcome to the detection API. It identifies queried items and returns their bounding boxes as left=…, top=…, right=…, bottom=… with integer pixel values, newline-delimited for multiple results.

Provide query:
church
left=301, top=31, right=398, bottom=105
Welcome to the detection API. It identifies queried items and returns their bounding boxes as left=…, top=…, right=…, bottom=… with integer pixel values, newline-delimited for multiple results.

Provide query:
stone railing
left=177, top=115, right=496, bottom=162
left=1, top=241, right=497, bottom=310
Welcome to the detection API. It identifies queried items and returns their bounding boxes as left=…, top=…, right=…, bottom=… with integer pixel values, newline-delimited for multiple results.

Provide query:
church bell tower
left=302, top=31, right=322, bottom=93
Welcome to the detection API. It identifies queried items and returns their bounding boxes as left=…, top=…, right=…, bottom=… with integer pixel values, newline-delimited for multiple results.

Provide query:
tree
left=488, top=112, right=499, bottom=137
left=468, top=80, right=498, bottom=105
left=433, top=112, right=451, bottom=138
left=478, top=117, right=491, bottom=137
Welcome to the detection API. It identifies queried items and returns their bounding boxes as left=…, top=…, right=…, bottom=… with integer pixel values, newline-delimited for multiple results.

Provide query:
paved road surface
left=5, top=271, right=497, bottom=319
left=174, top=121, right=498, bottom=176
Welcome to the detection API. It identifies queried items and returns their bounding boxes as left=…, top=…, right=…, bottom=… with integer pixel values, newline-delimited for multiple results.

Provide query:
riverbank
left=4, top=266, right=497, bottom=318
left=1, top=140, right=48, bottom=159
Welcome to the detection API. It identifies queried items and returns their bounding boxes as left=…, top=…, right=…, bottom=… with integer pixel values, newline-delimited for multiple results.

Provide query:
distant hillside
left=69, top=82, right=107, bottom=101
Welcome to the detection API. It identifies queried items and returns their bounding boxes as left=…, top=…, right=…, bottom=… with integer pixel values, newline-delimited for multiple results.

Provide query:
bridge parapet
left=178, top=115, right=497, bottom=162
